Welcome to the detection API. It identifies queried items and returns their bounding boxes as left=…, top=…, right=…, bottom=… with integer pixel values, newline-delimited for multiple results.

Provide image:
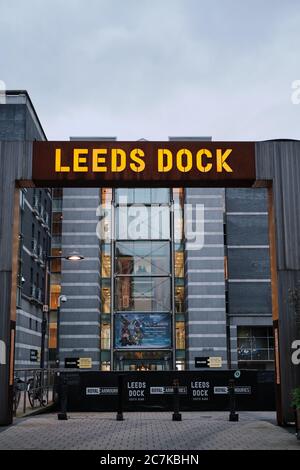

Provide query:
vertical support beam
left=170, top=190, right=176, bottom=370
left=110, top=191, right=115, bottom=370
left=0, top=185, right=20, bottom=425
left=268, top=185, right=283, bottom=425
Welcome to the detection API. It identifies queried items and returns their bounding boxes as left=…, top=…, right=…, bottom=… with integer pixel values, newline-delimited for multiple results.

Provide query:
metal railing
left=13, top=368, right=57, bottom=417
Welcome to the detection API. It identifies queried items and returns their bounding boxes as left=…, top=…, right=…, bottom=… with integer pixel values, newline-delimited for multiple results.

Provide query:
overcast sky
left=1, top=0, right=300, bottom=140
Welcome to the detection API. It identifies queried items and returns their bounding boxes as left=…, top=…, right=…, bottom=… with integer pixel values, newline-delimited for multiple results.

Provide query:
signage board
left=32, top=141, right=256, bottom=188
left=64, top=357, right=92, bottom=369
left=65, top=370, right=275, bottom=412
left=30, top=349, right=38, bottom=362
left=114, top=313, right=171, bottom=349
left=195, top=356, right=223, bottom=368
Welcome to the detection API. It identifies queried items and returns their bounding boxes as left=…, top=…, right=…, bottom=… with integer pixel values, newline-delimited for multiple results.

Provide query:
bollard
left=116, top=374, right=124, bottom=421
left=228, top=379, right=239, bottom=422
left=57, top=373, right=68, bottom=420
left=172, top=378, right=182, bottom=421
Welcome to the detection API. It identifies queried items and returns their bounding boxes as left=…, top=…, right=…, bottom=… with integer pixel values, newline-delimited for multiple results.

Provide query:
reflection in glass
left=115, top=276, right=171, bottom=312
left=237, top=326, right=274, bottom=361
left=116, top=205, right=170, bottom=240
left=115, top=241, right=170, bottom=276
left=101, top=188, right=112, bottom=205
left=101, top=244, right=111, bottom=277
left=175, top=250, right=184, bottom=278
left=101, top=322, right=110, bottom=350
left=116, top=188, right=170, bottom=204
left=175, top=285, right=185, bottom=313
left=176, top=322, right=185, bottom=349
left=101, top=281, right=111, bottom=314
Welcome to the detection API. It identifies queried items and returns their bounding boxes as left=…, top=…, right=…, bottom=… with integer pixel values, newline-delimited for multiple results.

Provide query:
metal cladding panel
left=256, top=141, right=300, bottom=270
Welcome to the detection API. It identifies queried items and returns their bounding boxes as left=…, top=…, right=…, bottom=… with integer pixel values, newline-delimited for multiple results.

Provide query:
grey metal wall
left=225, top=188, right=273, bottom=367
left=60, top=188, right=101, bottom=369
left=185, top=188, right=228, bottom=369
left=256, top=141, right=300, bottom=423
left=0, top=140, right=33, bottom=424
left=0, top=96, right=48, bottom=370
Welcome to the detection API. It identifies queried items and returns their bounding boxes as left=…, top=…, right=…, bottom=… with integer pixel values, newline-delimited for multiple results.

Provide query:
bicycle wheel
left=13, top=385, right=21, bottom=414
left=27, top=378, right=36, bottom=408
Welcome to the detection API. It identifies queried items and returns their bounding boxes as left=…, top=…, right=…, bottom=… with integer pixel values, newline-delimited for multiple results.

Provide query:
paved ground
left=0, top=411, right=299, bottom=450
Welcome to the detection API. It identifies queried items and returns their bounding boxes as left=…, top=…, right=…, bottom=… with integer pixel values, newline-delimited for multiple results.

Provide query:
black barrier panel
left=62, top=370, right=275, bottom=412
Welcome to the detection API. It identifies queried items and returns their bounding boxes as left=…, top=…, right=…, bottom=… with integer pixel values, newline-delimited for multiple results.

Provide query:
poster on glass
left=115, top=313, right=171, bottom=349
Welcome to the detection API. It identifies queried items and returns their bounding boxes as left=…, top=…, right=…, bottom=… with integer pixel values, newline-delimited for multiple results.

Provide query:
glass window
left=101, top=244, right=111, bottom=277
left=176, top=322, right=185, bottom=349
left=115, top=276, right=171, bottom=312
left=51, top=248, right=62, bottom=273
left=101, top=188, right=112, bottom=205
left=173, top=188, right=184, bottom=206
left=101, top=322, right=110, bottom=350
left=101, top=280, right=111, bottom=314
left=175, top=250, right=184, bottom=278
left=50, top=284, right=61, bottom=310
left=49, top=323, right=57, bottom=349
left=237, top=326, right=274, bottom=361
left=116, top=188, right=170, bottom=204
left=101, top=361, right=111, bottom=371
left=116, top=205, right=170, bottom=240
left=115, top=241, right=170, bottom=276
left=176, top=360, right=185, bottom=371
left=175, top=285, right=185, bottom=313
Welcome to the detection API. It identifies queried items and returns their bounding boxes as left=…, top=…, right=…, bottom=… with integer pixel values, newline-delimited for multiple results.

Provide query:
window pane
left=116, top=205, right=170, bottom=240
left=101, top=244, right=111, bottom=277
left=101, top=284, right=111, bottom=314
left=175, top=251, right=184, bottom=277
left=115, top=241, right=170, bottom=276
left=116, top=188, right=169, bottom=204
left=101, top=188, right=112, bottom=205
left=115, top=276, right=171, bottom=312
left=101, top=322, right=111, bottom=350
left=176, top=322, right=185, bottom=349
left=175, top=285, right=185, bottom=313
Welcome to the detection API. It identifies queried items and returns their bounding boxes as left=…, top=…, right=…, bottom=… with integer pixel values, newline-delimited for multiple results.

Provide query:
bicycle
left=27, top=373, right=48, bottom=408
left=13, top=377, right=24, bottom=415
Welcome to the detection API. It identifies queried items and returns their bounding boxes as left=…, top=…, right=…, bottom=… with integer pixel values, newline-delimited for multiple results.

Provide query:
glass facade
left=48, top=189, right=63, bottom=364
left=99, top=188, right=185, bottom=371
left=237, top=326, right=274, bottom=368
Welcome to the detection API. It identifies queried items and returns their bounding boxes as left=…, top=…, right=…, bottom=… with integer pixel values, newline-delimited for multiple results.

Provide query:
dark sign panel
left=31, top=141, right=256, bottom=188
left=114, top=313, right=171, bottom=349
left=64, top=370, right=275, bottom=412
left=195, top=357, right=209, bottom=368
left=30, top=349, right=38, bottom=362
left=65, top=357, right=79, bottom=368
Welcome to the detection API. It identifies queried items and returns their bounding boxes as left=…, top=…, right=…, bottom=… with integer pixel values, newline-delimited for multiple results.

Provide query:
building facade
left=0, top=91, right=51, bottom=368
left=50, top=137, right=274, bottom=372
left=0, top=94, right=274, bottom=373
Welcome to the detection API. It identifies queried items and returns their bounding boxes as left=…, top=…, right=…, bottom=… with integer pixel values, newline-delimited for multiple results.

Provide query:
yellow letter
left=130, top=148, right=145, bottom=172
left=74, top=149, right=88, bottom=172
left=158, top=149, right=173, bottom=172
left=55, top=148, right=70, bottom=172
left=177, top=149, right=192, bottom=172
left=92, top=149, right=107, bottom=172
left=196, top=149, right=212, bottom=172
left=112, top=148, right=126, bottom=172
left=217, top=149, right=233, bottom=172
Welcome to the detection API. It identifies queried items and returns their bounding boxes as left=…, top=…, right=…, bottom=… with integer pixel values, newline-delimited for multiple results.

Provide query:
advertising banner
left=64, top=370, right=275, bottom=412
left=114, top=313, right=171, bottom=349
